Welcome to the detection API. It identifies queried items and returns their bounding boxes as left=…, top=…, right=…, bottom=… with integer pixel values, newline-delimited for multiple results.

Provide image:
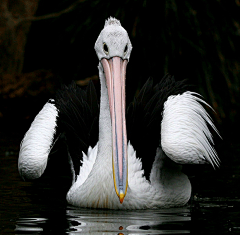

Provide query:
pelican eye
left=103, top=43, right=109, bottom=55
left=124, top=44, right=128, bottom=55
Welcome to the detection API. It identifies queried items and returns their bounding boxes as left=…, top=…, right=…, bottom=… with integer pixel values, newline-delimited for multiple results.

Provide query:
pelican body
left=18, top=17, right=220, bottom=209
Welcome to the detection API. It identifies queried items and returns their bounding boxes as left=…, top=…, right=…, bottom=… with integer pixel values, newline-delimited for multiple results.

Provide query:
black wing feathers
left=55, top=81, right=99, bottom=176
left=53, top=75, right=186, bottom=180
left=127, top=74, right=187, bottom=180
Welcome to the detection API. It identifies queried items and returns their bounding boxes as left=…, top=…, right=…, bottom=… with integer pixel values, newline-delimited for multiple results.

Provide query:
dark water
left=1, top=132, right=240, bottom=234
left=15, top=207, right=191, bottom=234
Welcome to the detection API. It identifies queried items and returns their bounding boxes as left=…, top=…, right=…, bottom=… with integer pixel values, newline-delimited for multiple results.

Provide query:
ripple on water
left=14, top=199, right=240, bottom=234
left=15, top=207, right=191, bottom=234
left=15, top=218, right=47, bottom=233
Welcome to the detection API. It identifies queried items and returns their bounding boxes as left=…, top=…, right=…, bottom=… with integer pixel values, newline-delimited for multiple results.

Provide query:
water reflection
left=14, top=199, right=240, bottom=234
left=15, top=218, right=46, bottom=233
left=67, top=207, right=191, bottom=234
left=15, top=207, right=191, bottom=234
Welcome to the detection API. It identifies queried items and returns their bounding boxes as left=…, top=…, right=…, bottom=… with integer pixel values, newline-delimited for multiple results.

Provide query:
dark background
left=0, top=0, right=240, bottom=198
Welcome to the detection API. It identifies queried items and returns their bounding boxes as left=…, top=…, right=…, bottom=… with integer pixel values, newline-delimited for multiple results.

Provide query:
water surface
left=0, top=132, right=240, bottom=234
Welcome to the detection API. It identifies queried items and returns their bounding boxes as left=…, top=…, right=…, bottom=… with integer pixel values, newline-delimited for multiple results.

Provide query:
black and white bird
left=18, top=17, right=220, bottom=209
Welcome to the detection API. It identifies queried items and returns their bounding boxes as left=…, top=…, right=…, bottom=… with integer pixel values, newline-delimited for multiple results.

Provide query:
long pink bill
left=101, top=57, right=128, bottom=204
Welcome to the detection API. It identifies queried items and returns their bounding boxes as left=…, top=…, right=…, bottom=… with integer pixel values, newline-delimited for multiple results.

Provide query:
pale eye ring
left=103, top=43, right=109, bottom=55
left=124, top=44, right=128, bottom=55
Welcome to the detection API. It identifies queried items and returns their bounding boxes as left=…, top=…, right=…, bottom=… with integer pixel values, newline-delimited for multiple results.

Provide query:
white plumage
left=18, top=100, right=58, bottom=180
left=161, top=92, right=220, bottom=167
left=18, top=17, right=220, bottom=209
left=66, top=142, right=191, bottom=209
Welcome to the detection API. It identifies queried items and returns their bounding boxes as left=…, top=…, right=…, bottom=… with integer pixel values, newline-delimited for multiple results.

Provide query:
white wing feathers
left=161, top=91, right=220, bottom=168
left=18, top=100, right=58, bottom=180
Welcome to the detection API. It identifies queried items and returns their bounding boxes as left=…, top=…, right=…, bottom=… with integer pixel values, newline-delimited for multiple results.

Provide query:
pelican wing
left=18, top=81, right=99, bottom=181
left=161, top=92, right=220, bottom=168
left=55, top=81, right=99, bottom=177
left=127, top=75, right=187, bottom=179
left=18, top=99, right=59, bottom=180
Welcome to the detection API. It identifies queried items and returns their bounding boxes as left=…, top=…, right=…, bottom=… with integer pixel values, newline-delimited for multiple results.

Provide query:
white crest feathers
left=104, top=17, right=121, bottom=28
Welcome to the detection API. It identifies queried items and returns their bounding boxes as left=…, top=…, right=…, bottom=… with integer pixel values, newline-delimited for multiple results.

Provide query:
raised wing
left=161, top=91, right=220, bottom=168
left=127, top=75, right=187, bottom=179
left=18, top=99, right=59, bottom=180
left=18, top=81, right=99, bottom=181
left=55, top=81, right=99, bottom=177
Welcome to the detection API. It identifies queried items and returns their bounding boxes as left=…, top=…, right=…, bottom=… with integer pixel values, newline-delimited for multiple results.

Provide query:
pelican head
left=94, top=17, right=132, bottom=203
left=95, top=17, right=132, bottom=61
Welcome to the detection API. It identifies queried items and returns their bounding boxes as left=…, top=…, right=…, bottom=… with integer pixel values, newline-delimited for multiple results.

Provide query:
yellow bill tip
left=119, top=193, right=125, bottom=204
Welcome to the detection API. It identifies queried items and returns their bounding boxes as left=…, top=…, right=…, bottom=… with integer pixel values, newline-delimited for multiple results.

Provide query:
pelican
left=18, top=17, right=220, bottom=209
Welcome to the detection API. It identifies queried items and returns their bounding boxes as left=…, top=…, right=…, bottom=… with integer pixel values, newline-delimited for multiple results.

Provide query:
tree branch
left=18, top=0, right=85, bottom=24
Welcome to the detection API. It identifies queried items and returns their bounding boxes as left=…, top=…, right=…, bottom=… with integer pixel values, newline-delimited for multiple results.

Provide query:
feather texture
left=55, top=81, right=99, bottom=177
left=161, top=91, right=220, bottom=168
left=18, top=100, right=58, bottom=180
left=127, top=74, right=187, bottom=178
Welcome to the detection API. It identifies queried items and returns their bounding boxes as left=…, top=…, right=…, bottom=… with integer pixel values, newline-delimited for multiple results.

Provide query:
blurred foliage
left=0, top=0, right=39, bottom=74
left=23, top=1, right=240, bottom=126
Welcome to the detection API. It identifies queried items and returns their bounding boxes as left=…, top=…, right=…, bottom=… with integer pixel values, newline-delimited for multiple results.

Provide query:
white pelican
left=18, top=17, right=220, bottom=209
